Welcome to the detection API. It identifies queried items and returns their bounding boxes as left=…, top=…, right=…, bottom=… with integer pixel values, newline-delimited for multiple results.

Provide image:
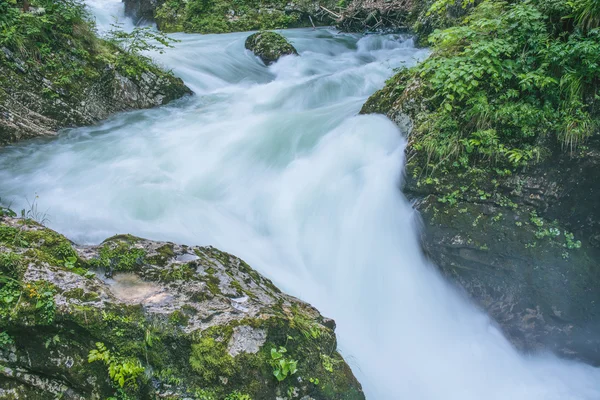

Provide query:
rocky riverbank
left=361, top=0, right=600, bottom=365
left=0, top=215, right=364, bottom=399
left=0, top=1, right=191, bottom=147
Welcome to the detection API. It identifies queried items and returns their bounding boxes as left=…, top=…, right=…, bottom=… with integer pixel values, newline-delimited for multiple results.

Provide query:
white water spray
left=1, top=6, right=599, bottom=399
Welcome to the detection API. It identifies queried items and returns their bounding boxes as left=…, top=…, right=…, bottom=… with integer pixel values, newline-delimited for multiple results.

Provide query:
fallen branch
left=320, top=5, right=341, bottom=19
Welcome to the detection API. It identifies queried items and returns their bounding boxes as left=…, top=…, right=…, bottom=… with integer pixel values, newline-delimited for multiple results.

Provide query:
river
left=1, top=2, right=599, bottom=399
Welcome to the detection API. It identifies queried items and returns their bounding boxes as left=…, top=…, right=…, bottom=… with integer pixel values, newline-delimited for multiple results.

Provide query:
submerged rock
left=245, top=31, right=299, bottom=65
left=0, top=216, right=364, bottom=399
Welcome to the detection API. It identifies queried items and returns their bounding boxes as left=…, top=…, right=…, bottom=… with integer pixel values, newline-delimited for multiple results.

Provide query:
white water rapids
left=1, top=2, right=600, bottom=399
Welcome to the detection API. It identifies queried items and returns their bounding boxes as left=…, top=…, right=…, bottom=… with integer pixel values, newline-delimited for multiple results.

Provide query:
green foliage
left=91, top=242, right=146, bottom=272
left=224, top=391, right=252, bottom=400
left=155, top=0, right=309, bottom=33
left=428, top=0, right=477, bottom=16
left=189, top=333, right=235, bottom=382
left=270, top=346, right=298, bottom=382
left=385, top=0, right=600, bottom=170
left=320, top=353, right=336, bottom=373
left=155, top=368, right=184, bottom=385
left=104, top=22, right=178, bottom=78
left=0, top=331, right=13, bottom=349
left=20, top=196, right=49, bottom=225
left=88, top=342, right=145, bottom=389
left=0, top=0, right=180, bottom=117
left=569, top=0, right=600, bottom=30
left=564, top=231, right=582, bottom=249
left=31, top=281, right=56, bottom=323
left=0, top=199, right=17, bottom=218
left=0, top=270, right=56, bottom=325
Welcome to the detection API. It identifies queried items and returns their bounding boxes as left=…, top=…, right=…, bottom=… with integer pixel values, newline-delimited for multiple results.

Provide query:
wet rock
left=227, top=326, right=267, bottom=357
left=245, top=31, right=298, bottom=65
left=0, top=216, right=364, bottom=399
left=362, top=83, right=600, bottom=364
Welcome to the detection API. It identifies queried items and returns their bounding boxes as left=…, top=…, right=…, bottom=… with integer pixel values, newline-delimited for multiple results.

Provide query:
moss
left=147, top=243, right=176, bottom=267
left=189, top=326, right=236, bottom=383
left=63, top=288, right=100, bottom=303
left=0, top=217, right=363, bottom=398
left=90, top=241, right=146, bottom=272
left=0, top=251, right=24, bottom=280
left=169, top=310, right=190, bottom=326
left=244, top=31, right=298, bottom=65
left=155, top=0, right=327, bottom=34
left=101, top=234, right=142, bottom=244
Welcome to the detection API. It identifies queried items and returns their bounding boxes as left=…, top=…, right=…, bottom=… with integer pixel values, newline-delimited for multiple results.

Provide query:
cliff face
left=0, top=2, right=191, bottom=147
left=362, top=71, right=600, bottom=366
left=0, top=215, right=364, bottom=399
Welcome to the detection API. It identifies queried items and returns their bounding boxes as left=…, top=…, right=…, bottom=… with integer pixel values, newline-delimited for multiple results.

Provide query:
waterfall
left=1, top=4, right=599, bottom=398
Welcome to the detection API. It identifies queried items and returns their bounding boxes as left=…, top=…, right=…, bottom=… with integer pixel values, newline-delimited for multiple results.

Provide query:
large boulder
left=245, top=31, right=298, bottom=65
left=0, top=215, right=364, bottom=399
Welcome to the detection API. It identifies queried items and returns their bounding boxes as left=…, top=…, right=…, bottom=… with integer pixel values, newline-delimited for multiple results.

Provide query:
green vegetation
left=155, top=0, right=324, bottom=33
left=0, top=0, right=162, bottom=94
left=90, top=241, right=147, bottom=272
left=88, top=342, right=146, bottom=389
left=270, top=346, right=298, bottom=381
left=366, top=0, right=600, bottom=171
left=0, top=0, right=189, bottom=146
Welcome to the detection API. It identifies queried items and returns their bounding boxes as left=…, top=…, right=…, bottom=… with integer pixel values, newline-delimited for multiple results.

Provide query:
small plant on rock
left=88, top=342, right=145, bottom=389
left=270, top=346, right=298, bottom=382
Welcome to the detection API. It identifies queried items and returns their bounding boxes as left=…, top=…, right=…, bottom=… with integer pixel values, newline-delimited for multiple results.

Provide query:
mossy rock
left=0, top=216, right=365, bottom=399
left=0, top=3, right=192, bottom=147
left=245, top=31, right=298, bottom=65
left=363, top=77, right=600, bottom=364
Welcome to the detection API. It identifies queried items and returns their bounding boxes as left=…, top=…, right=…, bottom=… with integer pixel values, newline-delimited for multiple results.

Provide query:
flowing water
left=2, top=2, right=600, bottom=399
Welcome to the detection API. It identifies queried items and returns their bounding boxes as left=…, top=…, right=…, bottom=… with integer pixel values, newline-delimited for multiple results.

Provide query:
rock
left=245, top=31, right=298, bottom=65
left=361, top=81, right=600, bottom=365
left=0, top=35, right=192, bottom=147
left=0, top=216, right=364, bottom=399
left=124, top=0, right=163, bottom=24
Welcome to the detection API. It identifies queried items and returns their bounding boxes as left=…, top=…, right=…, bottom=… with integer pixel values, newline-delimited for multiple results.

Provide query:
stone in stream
left=245, top=31, right=299, bottom=65
left=0, top=215, right=364, bottom=399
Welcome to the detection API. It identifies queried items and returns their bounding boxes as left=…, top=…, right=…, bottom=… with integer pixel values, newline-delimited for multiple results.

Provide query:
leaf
left=273, top=368, right=285, bottom=381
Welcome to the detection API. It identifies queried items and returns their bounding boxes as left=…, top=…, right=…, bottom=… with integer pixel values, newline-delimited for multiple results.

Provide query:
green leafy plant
left=0, top=331, right=14, bottom=349
left=270, top=346, right=298, bottom=382
left=88, top=342, right=145, bottom=388
left=564, top=231, right=582, bottom=249
left=371, top=0, right=600, bottom=173
left=224, top=391, right=252, bottom=400
left=320, top=353, right=336, bottom=373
